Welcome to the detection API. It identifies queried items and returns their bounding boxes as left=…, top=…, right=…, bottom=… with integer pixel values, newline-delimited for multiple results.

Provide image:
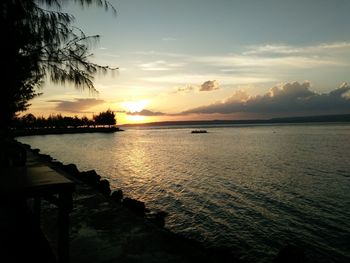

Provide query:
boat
left=191, top=130, right=207, bottom=134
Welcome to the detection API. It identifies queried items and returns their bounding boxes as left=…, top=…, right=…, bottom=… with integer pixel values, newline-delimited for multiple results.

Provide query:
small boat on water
left=191, top=130, right=207, bottom=134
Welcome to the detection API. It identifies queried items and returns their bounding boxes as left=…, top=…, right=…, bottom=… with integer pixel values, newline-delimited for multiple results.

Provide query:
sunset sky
left=27, top=0, right=350, bottom=124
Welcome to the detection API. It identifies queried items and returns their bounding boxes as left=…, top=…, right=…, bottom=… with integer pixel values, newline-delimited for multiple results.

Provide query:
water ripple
left=18, top=124, right=350, bottom=263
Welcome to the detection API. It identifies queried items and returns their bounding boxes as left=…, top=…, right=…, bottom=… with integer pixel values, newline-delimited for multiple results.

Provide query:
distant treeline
left=12, top=110, right=116, bottom=129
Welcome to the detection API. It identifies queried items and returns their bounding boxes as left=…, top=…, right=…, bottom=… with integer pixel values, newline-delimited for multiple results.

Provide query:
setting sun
left=9, top=1, right=350, bottom=262
left=122, top=100, right=149, bottom=113
left=126, top=115, right=146, bottom=123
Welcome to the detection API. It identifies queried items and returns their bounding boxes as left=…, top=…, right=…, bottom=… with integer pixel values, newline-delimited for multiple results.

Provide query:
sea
left=17, top=123, right=350, bottom=263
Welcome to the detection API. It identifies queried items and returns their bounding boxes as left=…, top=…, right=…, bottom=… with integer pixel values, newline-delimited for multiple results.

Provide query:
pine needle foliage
left=0, top=0, right=117, bottom=128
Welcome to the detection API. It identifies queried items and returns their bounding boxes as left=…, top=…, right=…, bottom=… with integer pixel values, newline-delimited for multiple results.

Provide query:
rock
left=32, top=148, right=40, bottom=154
left=79, top=170, right=101, bottom=187
left=38, top=153, right=52, bottom=161
left=62, top=163, right=80, bottom=176
left=21, top=143, right=31, bottom=149
left=111, top=190, right=123, bottom=203
left=148, top=211, right=168, bottom=227
left=98, top=179, right=111, bottom=196
left=123, top=198, right=146, bottom=216
left=51, top=161, right=63, bottom=168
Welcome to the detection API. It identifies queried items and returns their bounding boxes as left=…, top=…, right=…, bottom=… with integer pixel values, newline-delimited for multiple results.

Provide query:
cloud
left=243, top=41, right=350, bottom=56
left=200, top=80, right=220, bottom=91
left=138, top=60, right=185, bottom=71
left=137, top=41, right=347, bottom=75
left=48, top=98, right=104, bottom=113
left=142, top=74, right=275, bottom=85
left=182, top=82, right=350, bottom=115
left=191, top=54, right=340, bottom=69
left=176, top=86, right=195, bottom=93
left=175, top=81, right=220, bottom=93
left=126, top=109, right=166, bottom=116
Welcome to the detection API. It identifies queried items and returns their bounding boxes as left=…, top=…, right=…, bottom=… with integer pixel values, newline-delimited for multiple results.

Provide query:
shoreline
left=12, top=139, right=310, bottom=263
left=19, top=140, right=246, bottom=263
left=12, top=126, right=123, bottom=137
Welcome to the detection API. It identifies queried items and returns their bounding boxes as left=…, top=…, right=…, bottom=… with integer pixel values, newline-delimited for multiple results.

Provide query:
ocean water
left=18, top=124, right=350, bottom=262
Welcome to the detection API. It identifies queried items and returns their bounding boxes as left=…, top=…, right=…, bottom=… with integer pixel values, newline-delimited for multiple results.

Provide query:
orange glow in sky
left=21, top=1, right=350, bottom=124
left=125, top=115, right=147, bottom=123
left=121, top=100, right=149, bottom=113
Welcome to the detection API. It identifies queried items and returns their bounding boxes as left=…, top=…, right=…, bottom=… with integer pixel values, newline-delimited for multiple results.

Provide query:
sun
left=126, top=115, right=146, bottom=123
left=122, top=100, right=149, bottom=113
left=119, top=100, right=151, bottom=124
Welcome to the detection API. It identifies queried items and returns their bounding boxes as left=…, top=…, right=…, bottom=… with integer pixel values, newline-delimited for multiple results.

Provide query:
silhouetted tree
left=93, top=109, right=116, bottom=127
left=12, top=111, right=117, bottom=129
left=21, top=114, right=37, bottom=128
left=81, top=116, right=90, bottom=127
left=1, top=0, right=116, bottom=130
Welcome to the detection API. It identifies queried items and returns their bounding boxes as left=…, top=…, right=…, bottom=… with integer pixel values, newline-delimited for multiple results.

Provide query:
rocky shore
left=20, top=141, right=244, bottom=263
left=9, top=140, right=309, bottom=263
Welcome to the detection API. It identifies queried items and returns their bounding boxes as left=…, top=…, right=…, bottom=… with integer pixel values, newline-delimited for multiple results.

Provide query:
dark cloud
left=175, top=80, right=220, bottom=93
left=48, top=98, right=105, bottom=113
left=183, top=82, right=350, bottom=115
left=176, top=86, right=195, bottom=93
left=127, top=109, right=166, bottom=116
left=200, top=80, right=220, bottom=91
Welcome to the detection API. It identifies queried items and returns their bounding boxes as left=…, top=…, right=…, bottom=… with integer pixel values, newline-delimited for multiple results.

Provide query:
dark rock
left=21, top=143, right=31, bottom=149
left=32, top=148, right=40, bottom=154
left=273, top=245, right=307, bottom=263
left=62, top=163, right=80, bottom=176
left=79, top=170, right=101, bottom=187
left=98, top=179, right=111, bottom=196
left=111, top=190, right=123, bottom=203
left=51, top=161, right=63, bottom=168
left=123, top=198, right=146, bottom=216
left=148, top=211, right=168, bottom=227
left=38, top=153, right=52, bottom=161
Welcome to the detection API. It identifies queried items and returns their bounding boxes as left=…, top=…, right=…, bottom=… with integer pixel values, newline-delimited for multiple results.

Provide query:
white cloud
left=138, top=60, right=185, bottom=71
left=132, top=41, right=349, bottom=89
left=243, top=44, right=302, bottom=55
left=183, top=82, right=350, bottom=115
left=141, top=74, right=276, bottom=85
left=244, top=41, right=350, bottom=56
left=191, top=54, right=341, bottom=69
left=134, top=41, right=349, bottom=70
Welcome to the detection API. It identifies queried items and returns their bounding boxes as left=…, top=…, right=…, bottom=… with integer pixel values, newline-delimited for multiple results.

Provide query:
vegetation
left=13, top=110, right=117, bottom=129
left=93, top=109, right=116, bottom=127
left=1, top=0, right=116, bottom=130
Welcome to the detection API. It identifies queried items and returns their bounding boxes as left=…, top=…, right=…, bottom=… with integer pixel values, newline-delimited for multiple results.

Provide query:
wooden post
left=58, top=193, right=73, bottom=263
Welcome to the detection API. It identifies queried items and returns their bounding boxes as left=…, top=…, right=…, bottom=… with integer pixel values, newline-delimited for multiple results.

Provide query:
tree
left=0, top=0, right=116, bottom=130
left=21, top=114, right=37, bottom=128
left=93, top=109, right=116, bottom=127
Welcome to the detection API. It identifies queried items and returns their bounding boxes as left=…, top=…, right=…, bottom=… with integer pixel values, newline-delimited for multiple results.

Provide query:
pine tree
left=0, top=0, right=116, bottom=129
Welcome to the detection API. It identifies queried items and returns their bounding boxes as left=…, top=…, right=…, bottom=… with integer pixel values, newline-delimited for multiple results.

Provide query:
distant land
left=13, top=127, right=123, bottom=137
left=121, top=114, right=350, bottom=128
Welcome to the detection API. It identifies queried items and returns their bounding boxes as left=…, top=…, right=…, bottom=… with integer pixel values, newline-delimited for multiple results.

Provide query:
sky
left=27, top=0, right=350, bottom=124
